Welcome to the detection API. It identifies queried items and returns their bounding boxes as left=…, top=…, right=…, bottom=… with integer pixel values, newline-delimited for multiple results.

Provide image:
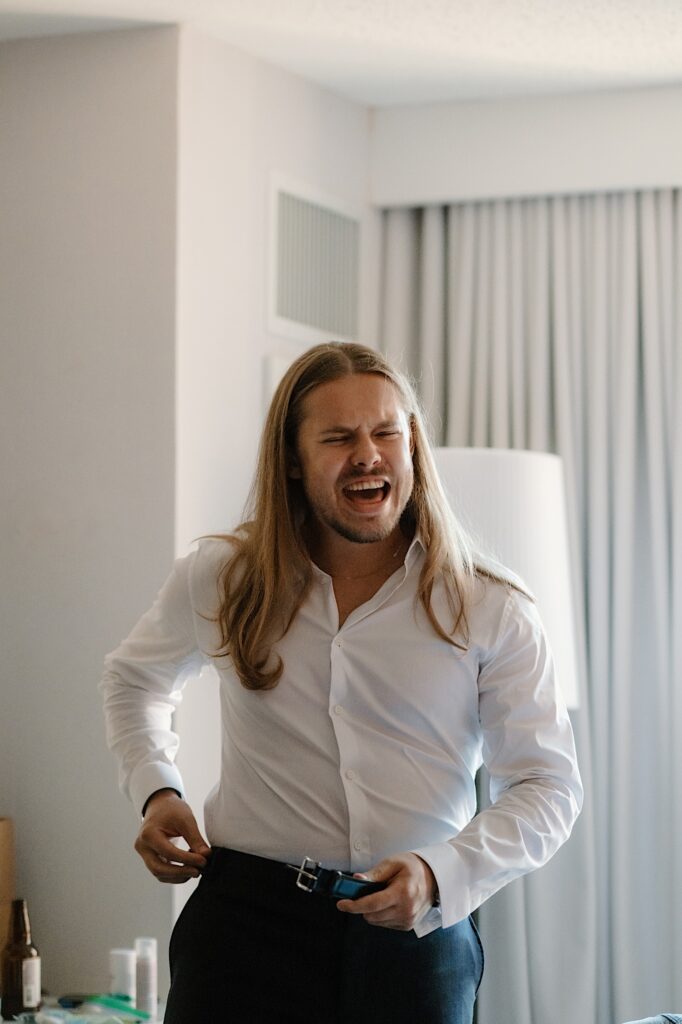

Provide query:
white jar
left=109, top=947, right=136, bottom=1003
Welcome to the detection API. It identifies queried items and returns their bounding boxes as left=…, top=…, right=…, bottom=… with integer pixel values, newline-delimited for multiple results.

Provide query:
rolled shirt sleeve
left=413, top=589, right=583, bottom=935
left=99, top=549, right=205, bottom=818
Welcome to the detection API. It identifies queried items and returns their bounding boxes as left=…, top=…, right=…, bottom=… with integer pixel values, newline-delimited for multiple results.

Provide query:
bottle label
left=23, top=957, right=41, bottom=1008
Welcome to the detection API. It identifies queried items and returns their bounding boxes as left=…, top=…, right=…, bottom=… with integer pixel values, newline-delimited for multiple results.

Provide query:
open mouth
left=342, top=480, right=390, bottom=507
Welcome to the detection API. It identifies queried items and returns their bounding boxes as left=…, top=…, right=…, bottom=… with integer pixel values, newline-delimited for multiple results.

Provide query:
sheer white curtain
left=380, top=191, right=682, bottom=1024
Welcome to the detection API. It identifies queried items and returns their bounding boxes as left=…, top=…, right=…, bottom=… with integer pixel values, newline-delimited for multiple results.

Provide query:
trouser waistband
left=203, top=846, right=300, bottom=886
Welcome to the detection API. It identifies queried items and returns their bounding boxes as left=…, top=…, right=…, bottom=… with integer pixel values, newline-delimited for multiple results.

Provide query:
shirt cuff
left=413, top=904, right=443, bottom=938
left=129, top=762, right=186, bottom=819
left=411, top=841, right=475, bottom=930
left=410, top=842, right=453, bottom=937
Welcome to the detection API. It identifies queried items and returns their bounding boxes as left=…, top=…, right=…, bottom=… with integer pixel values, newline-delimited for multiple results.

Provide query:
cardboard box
left=0, top=818, right=14, bottom=903
left=0, top=817, right=16, bottom=988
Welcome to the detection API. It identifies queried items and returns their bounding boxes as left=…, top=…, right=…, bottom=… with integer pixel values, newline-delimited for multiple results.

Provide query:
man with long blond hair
left=101, top=341, right=582, bottom=1024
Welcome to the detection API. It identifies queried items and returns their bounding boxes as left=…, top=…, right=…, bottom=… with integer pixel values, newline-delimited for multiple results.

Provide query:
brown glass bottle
left=1, top=898, right=41, bottom=1017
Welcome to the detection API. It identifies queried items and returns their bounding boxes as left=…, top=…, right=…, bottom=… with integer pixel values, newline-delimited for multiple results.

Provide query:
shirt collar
left=405, top=532, right=425, bottom=571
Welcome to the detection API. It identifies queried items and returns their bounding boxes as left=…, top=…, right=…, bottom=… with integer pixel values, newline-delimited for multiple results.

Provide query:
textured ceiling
left=1, top=0, right=682, bottom=106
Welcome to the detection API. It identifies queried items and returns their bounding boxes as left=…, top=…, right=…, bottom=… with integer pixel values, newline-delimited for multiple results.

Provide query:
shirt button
left=334, top=705, right=344, bottom=715
left=345, top=769, right=356, bottom=781
left=353, top=840, right=362, bottom=851
left=335, top=639, right=342, bottom=647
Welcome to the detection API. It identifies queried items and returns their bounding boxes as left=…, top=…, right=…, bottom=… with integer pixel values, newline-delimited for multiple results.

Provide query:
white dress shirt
left=101, top=535, right=582, bottom=937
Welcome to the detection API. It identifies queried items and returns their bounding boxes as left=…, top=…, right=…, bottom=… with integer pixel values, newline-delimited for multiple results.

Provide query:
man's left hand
left=336, top=852, right=437, bottom=931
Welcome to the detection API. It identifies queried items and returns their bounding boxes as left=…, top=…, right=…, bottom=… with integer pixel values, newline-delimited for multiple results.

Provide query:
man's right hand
left=134, top=789, right=211, bottom=883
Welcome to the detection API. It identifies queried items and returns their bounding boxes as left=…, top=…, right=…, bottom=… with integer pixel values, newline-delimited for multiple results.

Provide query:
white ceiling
left=1, top=0, right=682, bottom=107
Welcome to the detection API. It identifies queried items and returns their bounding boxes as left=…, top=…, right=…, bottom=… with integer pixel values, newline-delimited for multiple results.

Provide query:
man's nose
left=350, top=436, right=381, bottom=468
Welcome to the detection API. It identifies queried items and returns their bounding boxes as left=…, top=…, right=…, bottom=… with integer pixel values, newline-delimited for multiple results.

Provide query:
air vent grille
left=276, top=191, right=359, bottom=339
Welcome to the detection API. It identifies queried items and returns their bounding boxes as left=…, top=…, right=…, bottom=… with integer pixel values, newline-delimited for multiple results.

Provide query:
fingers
left=181, top=820, right=211, bottom=859
left=336, top=890, right=416, bottom=930
left=137, top=820, right=210, bottom=866
left=336, top=888, right=393, bottom=916
left=335, top=858, right=399, bottom=917
left=135, top=830, right=206, bottom=867
left=141, top=791, right=211, bottom=853
left=134, top=830, right=205, bottom=881
left=136, top=845, right=203, bottom=884
left=337, top=899, right=419, bottom=931
left=336, top=854, right=434, bottom=930
left=135, top=796, right=211, bottom=884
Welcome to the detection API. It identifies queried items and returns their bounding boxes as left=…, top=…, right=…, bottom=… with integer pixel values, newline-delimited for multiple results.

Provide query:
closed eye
left=319, top=427, right=402, bottom=443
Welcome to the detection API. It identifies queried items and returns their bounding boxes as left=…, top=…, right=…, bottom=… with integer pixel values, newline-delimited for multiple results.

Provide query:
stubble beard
left=306, top=478, right=413, bottom=546
left=323, top=515, right=396, bottom=545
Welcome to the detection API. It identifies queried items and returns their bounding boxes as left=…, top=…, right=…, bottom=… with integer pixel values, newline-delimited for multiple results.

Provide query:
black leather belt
left=286, top=857, right=387, bottom=900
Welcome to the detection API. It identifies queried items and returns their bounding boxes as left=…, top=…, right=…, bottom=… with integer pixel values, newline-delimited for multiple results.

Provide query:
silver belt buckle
left=286, top=856, right=321, bottom=893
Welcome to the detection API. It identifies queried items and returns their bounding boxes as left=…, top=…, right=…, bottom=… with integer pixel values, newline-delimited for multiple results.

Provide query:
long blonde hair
left=212, top=342, right=526, bottom=690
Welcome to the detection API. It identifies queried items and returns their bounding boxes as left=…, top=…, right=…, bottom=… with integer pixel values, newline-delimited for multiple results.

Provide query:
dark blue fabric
left=623, top=1016, right=682, bottom=1024
left=164, top=847, right=484, bottom=1024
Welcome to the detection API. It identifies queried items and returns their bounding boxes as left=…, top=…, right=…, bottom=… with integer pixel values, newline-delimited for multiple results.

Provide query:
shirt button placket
left=330, top=632, right=366, bottom=867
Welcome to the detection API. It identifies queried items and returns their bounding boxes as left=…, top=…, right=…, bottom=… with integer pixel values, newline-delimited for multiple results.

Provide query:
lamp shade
left=433, top=447, right=580, bottom=709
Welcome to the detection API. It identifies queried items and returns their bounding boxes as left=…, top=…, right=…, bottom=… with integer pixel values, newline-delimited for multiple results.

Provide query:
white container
left=109, top=947, right=136, bottom=1002
left=134, top=937, right=158, bottom=1018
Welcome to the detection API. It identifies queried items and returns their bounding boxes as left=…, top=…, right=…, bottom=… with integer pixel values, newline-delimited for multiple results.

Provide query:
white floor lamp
left=433, top=447, right=580, bottom=709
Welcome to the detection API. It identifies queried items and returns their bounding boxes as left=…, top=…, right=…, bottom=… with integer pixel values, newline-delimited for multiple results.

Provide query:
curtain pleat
left=527, top=199, right=552, bottom=451
left=489, top=201, right=510, bottom=447
left=672, top=193, right=682, bottom=1010
left=418, top=206, right=447, bottom=437
left=582, top=193, right=616, bottom=1021
left=380, top=187, right=681, bottom=1024
left=607, top=192, right=643, bottom=1020
left=508, top=200, right=526, bottom=449
left=471, top=203, right=492, bottom=447
left=446, top=203, right=476, bottom=446
left=381, top=208, right=420, bottom=380
left=634, top=189, right=677, bottom=1010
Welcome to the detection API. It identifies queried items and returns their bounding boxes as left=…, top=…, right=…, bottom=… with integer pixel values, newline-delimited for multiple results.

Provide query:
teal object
left=83, top=994, right=151, bottom=1020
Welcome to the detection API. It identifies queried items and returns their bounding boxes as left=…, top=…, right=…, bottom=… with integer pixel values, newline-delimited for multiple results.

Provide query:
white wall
left=371, top=84, right=682, bottom=206
left=173, top=26, right=378, bottom=915
left=0, top=26, right=179, bottom=997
